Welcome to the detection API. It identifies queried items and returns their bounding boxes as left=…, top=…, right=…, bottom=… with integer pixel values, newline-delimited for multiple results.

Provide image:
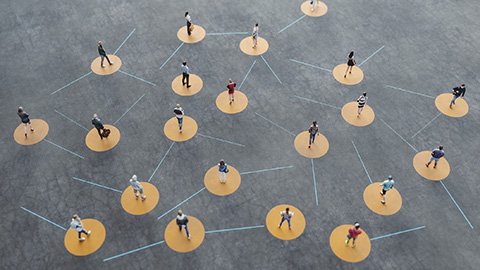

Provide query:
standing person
left=425, top=145, right=444, bottom=169
left=17, top=107, right=34, bottom=137
left=97, top=41, right=113, bottom=68
left=252, top=23, right=259, bottom=48
left=308, top=121, right=319, bottom=148
left=344, top=51, right=356, bottom=78
left=185, top=12, right=192, bottom=36
left=345, top=222, right=362, bottom=247
left=227, top=79, right=236, bottom=104
left=174, top=104, right=184, bottom=133
left=309, top=0, right=321, bottom=11
left=176, top=210, right=190, bottom=239
left=278, top=207, right=294, bottom=229
left=70, top=214, right=91, bottom=241
left=129, top=175, right=146, bottom=201
left=92, top=114, right=106, bottom=140
left=181, top=62, right=191, bottom=88
left=449, top=84, right=466, bottom=108
left=379, top=175, right=395, bottom=205
left=218, top=160, right=229, bottom=184
left=357, top=92, right=368, bottom=116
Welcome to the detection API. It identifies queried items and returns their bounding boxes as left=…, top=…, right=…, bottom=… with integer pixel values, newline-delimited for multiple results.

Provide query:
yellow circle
left=413, top=151, right=450, bottom=181
left=363, top=183, right=402, bottom=216
left=265, top=204, right=306, bottom=241
left=90, top=55, right=122, bottom=75
left=329, top=224, right=371, bottom=263
left=163, top=116, right=198, bottom=142
left=164, top=216, right=205, bottom=253
left=332, top=64, right=364, bottom=85
left=64, top=218, right=106, bottom=256
left=177, top=25, right=206, bottom=44
left=294, top=131, right=329, bottom=158
left=85, top=125, right=121, bottom=152
left=215, top=90, right=248, bottom=114
left=204, top=166, right=241, bottom=196
left=171, top=74, right=203, bottom=96
left=341, top=102, right=375, bottom=127
left=121, top=182, right=160, bottom=215
left=13, top=119, right=49, bottom=146
left=301, top=1, right=328, bottom=17
left=435, top=93, right=468, bottom=118
left=239, top=37, right=269, bottom=56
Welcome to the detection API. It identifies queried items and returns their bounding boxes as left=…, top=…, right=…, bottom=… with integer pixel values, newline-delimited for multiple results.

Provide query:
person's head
left=18, top=107, right=23, bottom=113
left=182, top=61, right=187, bottom=66
left=255, top=23, right=258, bottom=27
left=72, top=214, right=79, bottom=220
left=185, top=12, right=189, bottom=17
left=177, top=210, right=183, bottom=216
left=131, top=175, right=137, bottom=181
left=229, top=79, right=233, bottom=83
left=354, top=222, right=360, bottom=229
left=388, top=175, right=393, bottom=180
left=176, top=104, right=181, bottom=108
left=98, top=41, right=102, bottom=46
left=313, top=121, right=317, bottom=126
left=348, top=51, right=354, bottom=58
left=439, top=145, right=444, bottom=150
left=363, top=92, right=367, bottom=96
left=461, top=84, right=465, bottom=88
left=93, top=113, right=98, bottom=118
left=219, top=159, right=225, bottom=166
left=286, top=207, right=290, bottom=212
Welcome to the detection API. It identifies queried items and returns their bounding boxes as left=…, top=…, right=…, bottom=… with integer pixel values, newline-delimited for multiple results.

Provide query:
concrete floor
left=1, top=0, right=480, bottom=269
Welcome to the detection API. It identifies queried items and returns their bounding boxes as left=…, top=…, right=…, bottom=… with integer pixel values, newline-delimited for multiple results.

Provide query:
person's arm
left=462, top=88, right=466, bottom=97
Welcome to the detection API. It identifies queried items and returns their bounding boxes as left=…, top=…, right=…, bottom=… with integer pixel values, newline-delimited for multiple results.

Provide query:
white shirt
left=185, top=15, right=191, bottom=23
left=174, top=107, right=184, bottom=119
left=130, top=179, right=143, bottom=191
left=252, top=26, right=259, bottom=38
left=70, top=219, right=84, bottom=232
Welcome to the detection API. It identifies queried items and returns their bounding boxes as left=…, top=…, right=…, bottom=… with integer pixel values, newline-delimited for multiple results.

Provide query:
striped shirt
left=174, top=107, right=184, bottom=119
left=252, top=26, right=259, bottom=38
left=357, top=95, right=367, bottom=107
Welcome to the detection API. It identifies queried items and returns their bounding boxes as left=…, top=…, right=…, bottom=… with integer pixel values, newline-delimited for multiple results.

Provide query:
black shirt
left=98, top=45, right=106, bottom=56
left=452, top=86, right=466, bottom=97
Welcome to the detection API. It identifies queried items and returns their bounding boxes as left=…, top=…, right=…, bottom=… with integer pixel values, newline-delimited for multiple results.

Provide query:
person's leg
left=178, top=118, right=183, bottom=131
left=182, top=73, right=186, bottom=85
left=229, top=93, right=233, bottom=104
left=358, top=106, right=363, bottom=115
left=279, top=217, right=285, bottom=227
left=381, top=189, right=387, bottom=204
left=187, top=22, right=191, bottom=35
left=185, top=225, right=190, bottom=239
left=219, top=172, right=226, bottom=183
left=352, top=237, right=357, bottom=247
left=104, top=55, right=113, bottom=65
left=345, top=234, right=351, bottom=245
left=450, top=95, right=458, bottom=108
left=426, top=157, right=434, bottom=167
left=287, top=218, right=291, bottom=229
left=28, top=121, right=34, bottom=131
left=186, top=74, right=190, bottom=87
left=23, top=123, right=28, bottom=136
left=134, top=188, right=139, bottom=199
left=139, top=188, right=146, bottom=200
left=344, top=66, right=349, bottom=77
left=349, top=65, right=353, bottom=74
left=434, top=159, right=438, bottom=168
left=96, top=127, right=103, bottom=139
left=101, top=55, right=105, bottom=67
left=309, top=133, right=314, bottom=147
left=253, top=37, right=257, bottom=48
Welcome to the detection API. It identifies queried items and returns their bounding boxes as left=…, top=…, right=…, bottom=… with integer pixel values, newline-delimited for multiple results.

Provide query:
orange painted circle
left=177, top=25, right=206, bottom=44
left=301, top=1, right=328, bottom=17
left=171, top=74, right=203, bottom=96
left=163, top=116, right=198, bottom=142
left=265, top=204, right=306, bottom=240
left=13, top=119, right=49, bottom=146
left=341, top=102, right=375, bottom=127
left=239, top=37, right=269, bottom=56
left=413, top=151, right=450, bottom=181
left=435, top=93, right=468, bottom=118
left=363, top=183, right=402, bottom=216
left=215, top=90, right=248, bottom=114
left=204, top=166, right=241, bottom=196
left=329, top=224, right=371, bottom=263
left=164, top=216, right=205, bottom=253
left=294, top=131, right=329, bottom=158
left=64, top=219, right=106, bottom=256
left=332, top=64, right=364, bottom=85
left=90, top=55, right=122, bottom=75
left=121, top=182, right=160, bottom=215
left=85, top=125, right=121, bottom=152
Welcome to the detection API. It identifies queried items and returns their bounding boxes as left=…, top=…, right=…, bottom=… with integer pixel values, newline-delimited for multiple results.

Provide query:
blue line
left=159, top=43, right=184, bottom=70
left=240, top=166, right=294, bottom=175
left=411, top=113, right=442, bottom=138
left=239, top=60, right=257, bottom=90
left=206, top=32, right=248, bottom=36
left=385, top=85, right=435, bottom=99
left=260, top=55, right=282, bottom=84
left=358, top=45, right=385, bottom=67
left=370, top=226, right=426, bottom=241
left=50, top=71, right=92, bottom=95
left=103, top=240, right=165, bottom=262
left=157, top=187, right=206, bottom=220
left=440, top=181, right=474, bottom=229
left=148, top=142, right=175, bottom=182
left=205, top=225, right=264, bottom=234
left=351, top=140, right=372, bottom=183
left=380, top=119, right=418, bottom=152
left=255, top=112, right=295, bottom=136
left=114, top=28, right=136, bottom=55
left=114, top=94, right=146, bottom=124
left=278, top=15, right=306, bottom=34
left=54, top=110, right=89, bottom=131
left=118, top=70, right=157, bottom=86
left=292, top=95, right=341, bottom=110
left=20, top=207, right=67, bottom=231
left=72, top=177, right=122, bottom=193
left=311, top=159, right=319, bottom=206
left=289, top=59, right=332, bottom=72
left=44, top=139, right=85, bottom=159
left=197, top=133, right=245, bottom=147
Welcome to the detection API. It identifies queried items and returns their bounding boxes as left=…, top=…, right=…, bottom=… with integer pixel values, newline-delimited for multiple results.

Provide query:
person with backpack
left=345, top=222, right=362, bottom=247
left=97, top=41, right=113, bottom=68
left=129, top=175, right=146, bottom=201
left=449, top=84, right=466, bottom=108
left=278, top=207, right=294, bottom=230
left=173, top=104, right=184, bottom=133
left=92, top=114, right=108, bottom=139
left=176, top=210, right=190, bottom=239
left=426, top=145, right=445, bottom=169
left=218, top=160, right=229, bottom=184
left=227, top=79, right=236, bottom=104
left=379, top=175, right=395, bottom=205
left=17, top=107, right=34, bottom=137
left=344, top=51, right=356, bottom=78
left=70, top=214, right=91, bottom=241
left=308, top=121, right=319, bottom=148
left=357, top=92, right=368, bottom=116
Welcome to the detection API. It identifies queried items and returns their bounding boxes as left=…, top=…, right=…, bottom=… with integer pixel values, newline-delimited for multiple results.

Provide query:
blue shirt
left=181, top=65, right=190, bottom=74
left=219, top=164, right=228, bottom=172
left=382, top=180, right=395, bottom=190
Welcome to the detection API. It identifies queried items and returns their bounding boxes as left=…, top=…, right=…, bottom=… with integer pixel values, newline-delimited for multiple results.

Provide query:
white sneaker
left=87, top=230, right=91, bottom=236
left=79, top=237, right=86, bottom=241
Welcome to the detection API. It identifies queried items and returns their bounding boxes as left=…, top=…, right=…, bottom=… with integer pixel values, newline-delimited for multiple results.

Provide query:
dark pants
left=177, top=118, right=183, bottom=130
left=182, top=73, right=190, bottom=86
left=187, top=22, right=192, bottom=35
left=96, top=127, right=105, bottom=139
left=279, top=217, right=291, bottom=228
left=178, top=224, right=190, bottom=237
left=309, top=133, right=316, bottom=145
left=100, top=54, right=112, bottom=66
left=78, top=229, right=88, bottom=239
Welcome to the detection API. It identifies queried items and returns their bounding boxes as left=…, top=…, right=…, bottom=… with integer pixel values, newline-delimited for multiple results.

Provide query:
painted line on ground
left=44, top=139, right=85, bottom=159
left=370, top=226, right=426, bottom=241
left=54, top=110, right=89, bottom=131
left=50, top=71, right=92, bottom=95
left=72, top=177, right=122, bottom=193
left=440, top=181, right=474, bottom=229
left=239, top=60, right=257, bottom=90
left=197, top=133, right=245, bottom=147
left=411, top=113, right=442, bottom=138
left=206, top=32, right=249, bottom=36
left=118, top=70, right=157, bottom=86
left=103, top=240, right=165, bottom=262
left=292, top=95, right=341, bottom=110
left=385, top=85, right=435, bottom=99
left=159, top=43, right=185, bottom=70
left=351, top=140, right=373, bottom=183
left=255, top=112, right=295, bottom=136
left=157, top=187, right=206, bottom=220
left=278, top=15, right=307, bottom=34
left=240, top=165, right=294, bottom=175
left=261, top=55, right=282, bottom=84
left=289, top=59, right=332, bottom=73
left=380, top=119, right=418, bottom=152
left=20, top=207, right=67, bottom=231
left=114, top=94, right=146, bottom=124
left=358, top=45, right=385, bottom=67
left=148, top=142, right=175, bottom=182
left=311, top=159, right=319, bottom=206
left=205, top=225, right=265, bottom=234
left=114, top=28, right=136, bottom=55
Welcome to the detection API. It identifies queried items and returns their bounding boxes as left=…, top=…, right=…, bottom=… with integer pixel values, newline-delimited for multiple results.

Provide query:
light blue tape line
left=440, top=181, right=474, bottom=229
left=197, top=133, right=245, bottom=147
left=370, top=226, right=426, bottom=241
left=358, top=45, right=385, bottom=66
left=114, top=93, right=146, bottom=124
left=260, top=55, right=282, bottom=84
left=205, top=225, right=265, bottom=234
left=351, top=140, right=372, bottom=183
left=240, top=166, right=294, bottom=175
left=278, top=15, right=306, bottom=34
left=113, top=28, right=136, bottom=55
left=118, top=70, right=156, bottom=86
left=50, top=71, right=92, bottom=95
left=289, top=59, right=332, bottom=72
left=311, top=159, right=319, bottom=206
left=71, top=177, right=122, bottom=193
left=157, top=187, right=206, bottom=220
left=255, top=112, right=295, bottom=136
left=20, top=207, right=67, bottom=231
left=54, top=110, right=89, bottom=131
left=159, top=43, right=184, bottom=70
left=103, top=240, right=165, bottom=262
left=148, top=142, right=175, bottom=182
left=239, top=60, right=257, bottom=90
left=44, top=139, right=85, bottom=159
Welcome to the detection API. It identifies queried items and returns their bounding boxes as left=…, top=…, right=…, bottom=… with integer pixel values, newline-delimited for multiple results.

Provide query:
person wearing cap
left=345, top=222, right=362, bottom=247
left=379, top=176, right=395, bottom=204
left=181, top=62, right=191, bottom=88
left=91, top=114, right=106, bottom=139
left=426, top=146, right=444, bottom=169
left=449, top=84, right=466, bottom=108
left=356, top=92, right=368, bottom=116
left=97, top=41, right=113, bottom=68
left=278, top=207, right=294, bottom=230
left=176, top=210, right=190, bottom=239
left=308, top=121, right=319, bottom=148
left=218, top=160, right=229, bottom=184
left=70, top=214, right=91, bottom=241
left=129, top=175, right=146, bottom=201
left=17, top=107, right=34, bottom=137
left=252, top=23, right=259, bottom=48
left=227, top=79, right=236, bottom=105
left=173, top=104, right=185, bottom=132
